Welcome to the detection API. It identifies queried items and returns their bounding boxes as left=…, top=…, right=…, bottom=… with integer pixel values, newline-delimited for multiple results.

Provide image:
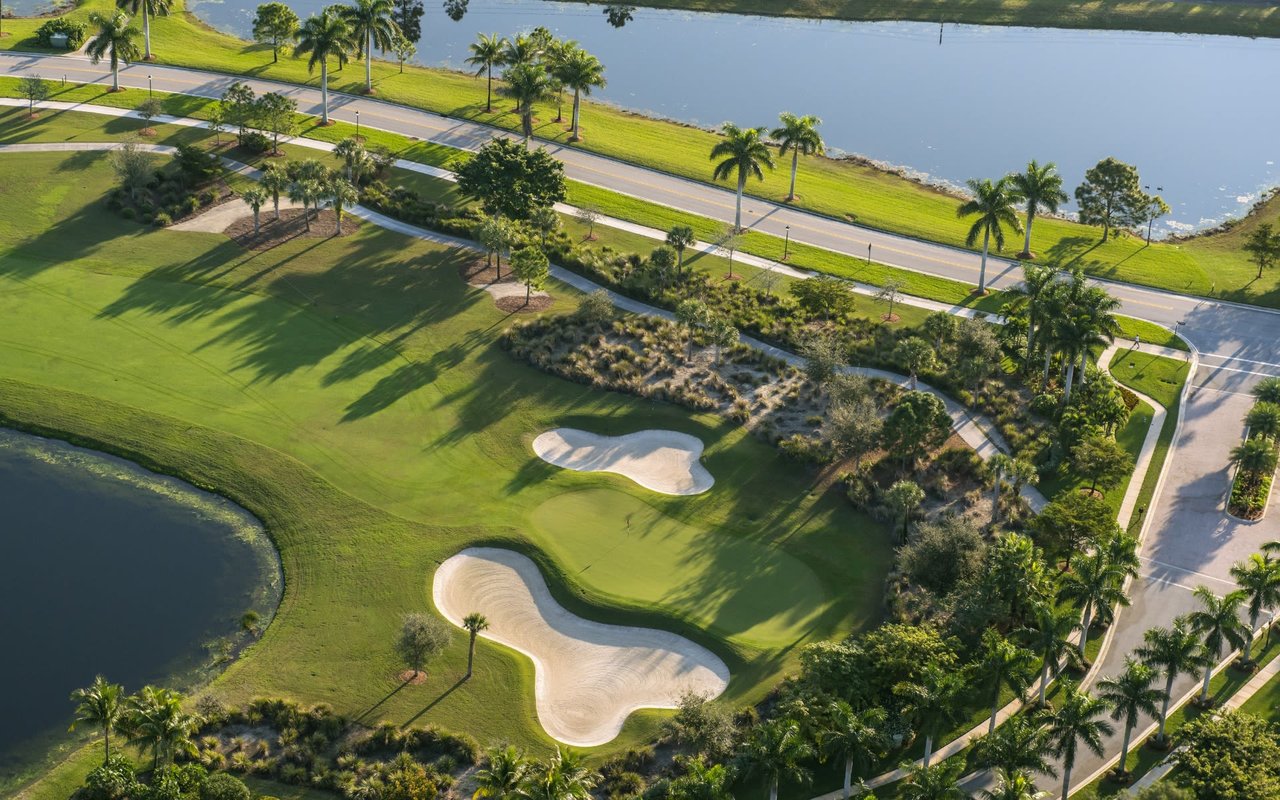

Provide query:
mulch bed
left=459, top=256, right=510, bottom=286
left=496, top=295, right=554, bottom=314
left=226, top=208, right=361, bottom=251
left=397, top=669, right=427, bottom=685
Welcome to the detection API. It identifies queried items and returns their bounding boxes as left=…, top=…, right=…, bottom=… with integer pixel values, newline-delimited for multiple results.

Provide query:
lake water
left=0, top=429, right=280, bottom=789
left=176, top=0, right=1280, bottom=234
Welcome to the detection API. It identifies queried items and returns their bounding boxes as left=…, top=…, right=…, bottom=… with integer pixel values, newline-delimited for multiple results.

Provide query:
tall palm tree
left=710, top=123, right=775, bottom=232
left=69, top=676, right=124, bottom=765
left=1009, top=160, right=1067, bottom=258
left=124, top=686, right=199, bottom=771
left=819, top=701, right=886, bottom=800
left=1187, top=585, right=1249, bottom=705
left=115, top=0, right=171, bottom=61
left=1058, top=548, right=1131, bottom=660
left=524, top=746, right=598, bottom=800
left=503, top=62, right=550, bottom=139
left=1232, top=439, right=1279, bottom=492
left=344, top=0, right=399, bottom=94
left=771, top=112, right=823, bottom=202
left=971, top=716, right=1054, bottom=780
left=465, top=33, right=507, bottom=113
left=1021, top=601, right=1083, bottom=707
left=975, top=629, right=1036, bottom=735
left=957, top=176, right=1022, bottom=295
left=261, top=162, right=290, bottom=220
left=1044, top=680, right=1112, bottom=800
left=463, top=612, right=489, bottom=678
left=1229, top=553, right=1280, bottom=664
left=736, top=719, right=813, bottom=800
left=555, top=47, right=605, bottom=142
left=1004, top=263, right=1058, bottom=372
left=899, top=760, right=965, bottom=800
left=1096, top=658, right=1162, bottom=777
left=473, top=744, right=530, bottom=800
left=329, top=177, right=357, bottom=235
left=501, top=32, right=541, bottom=69
left=86, top=11, right=141, bottom=92
left=894, top=664, right=967, bottom=767
left=1136, top=616, right=1209, bottom=744
left=294, top=9, right=356, bottom=125
left=978, top=769, right=1048, bottom=800
left=1069, top=285, right=1122, bottom=390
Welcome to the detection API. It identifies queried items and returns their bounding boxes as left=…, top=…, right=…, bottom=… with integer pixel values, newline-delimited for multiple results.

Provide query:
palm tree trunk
left=988, top=687, right=1001, bottom=734
left=1245, top=613, right=1258, bottom=663
left=253, top=209, right=260, bottom=235
left=1200, top=664, right=1213, bottom=704
left=1024, top=317, right=1037, bottom=370
left=103, top=727, right=111, bottom=765
left=1043, top=344, right=1053, bottom=384
left=1022, top=207, right=1035, bottom=256
left=1118, top=724, right=1133, bottom=774
left=273, top=194, right=280, bottom=220
left=1038, top=659, right=1050, bottom=706
left=1061, top=764, right=1073, bottom=800
left=1158, top=676, right=1173, bottom=740
left=787, top=149, right=798, bottom=201
left=1064, top=360, right=1076, bottom=405
left=978, top=228, right=991, bottom=293
left=922, top=734, right=934, bottom=768
left=467, top=631, right=477, bottom=677
left=320, top=62, right=330, bottom=124
left=1079, top=348, right=1088, bottom=386
left=335, top=206, right=342, bottom=236
left=143, top=5, right=152, bottom=60
left=769, top=777, right=779, bottom=800
left=486, top=65, right=493, bottom=112
left=1079, top=601, right=1093, bottom=658
left=992, top=469, right=1003, bottom=525
left=734, top=171, right=745, bottom=231
left=842, top=757, right=853, bottom=800
left=365, top=31, right=373, bottom=92
left=570, top=89, right=581, bottom=141
left=112, top=60, right=120, bottom=92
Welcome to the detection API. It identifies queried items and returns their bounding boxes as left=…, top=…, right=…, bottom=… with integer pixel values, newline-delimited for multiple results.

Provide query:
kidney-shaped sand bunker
left=432, top=547, right=729, bottom=746
left=531, top=429, right=714, bottom=496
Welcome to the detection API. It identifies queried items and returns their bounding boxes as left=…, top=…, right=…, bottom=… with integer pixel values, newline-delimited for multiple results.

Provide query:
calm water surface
left=0, top=429, right=279, bottom=788
left=181, top=0, right=1280, bottom=234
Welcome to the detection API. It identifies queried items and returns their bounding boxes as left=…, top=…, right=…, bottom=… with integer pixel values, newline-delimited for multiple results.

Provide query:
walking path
left=2, top=51, right=1280, bottom=386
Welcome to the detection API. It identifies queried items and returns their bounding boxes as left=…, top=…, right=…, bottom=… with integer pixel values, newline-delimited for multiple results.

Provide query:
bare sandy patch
left=532, top=428, right=714, bottom=496
left=168, top=197, right=301, bottom=233
left=460, top=258, right=550, bottom=309
left=433, top=548, right=729, bottom=746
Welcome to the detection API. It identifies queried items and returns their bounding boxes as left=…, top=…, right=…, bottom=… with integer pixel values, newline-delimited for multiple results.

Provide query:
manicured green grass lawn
left=2, top=2, right=1276, bottom=314
left=551, top=0, right=1280, bottom=39
left=1, top=145, right=892, bottom=797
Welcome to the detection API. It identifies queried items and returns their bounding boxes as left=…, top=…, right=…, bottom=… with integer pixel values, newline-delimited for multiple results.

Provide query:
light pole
left=867, top=242, right=872, bottom=265
left=147, top=75, right=153, bottom=99
left=1144, top=184, right=1163, bottom=245
left=355, top=110, right=360, bottom=141
left=782, top=225, right=790, bottom=261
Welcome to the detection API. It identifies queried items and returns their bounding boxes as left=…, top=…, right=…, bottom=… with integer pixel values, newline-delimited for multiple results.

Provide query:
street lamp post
left=867, top=242, right=872, bottom=265
left=782, top=225, right=790, bottom=261
left=1144, top=184, right=1164, bottom=245
left=148, top=75, right=152, bottom=99
left=355, top=110, right=360, bottom=141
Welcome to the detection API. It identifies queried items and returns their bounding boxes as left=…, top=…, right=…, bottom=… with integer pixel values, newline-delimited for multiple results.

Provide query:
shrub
left=154, top=211, right=173, bottom=227
left=120, top=207, right=137, bottom=221
left=199, top=772, right=251, bottom=800
left=240, top=131, right=271, bottom=154
left=35, top=18, right=88, bottom=49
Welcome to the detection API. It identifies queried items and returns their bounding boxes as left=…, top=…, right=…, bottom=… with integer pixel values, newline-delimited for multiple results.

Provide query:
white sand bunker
left=433, top=547, right=729, bottom=746
left=532, top=429, right=714, bottom=495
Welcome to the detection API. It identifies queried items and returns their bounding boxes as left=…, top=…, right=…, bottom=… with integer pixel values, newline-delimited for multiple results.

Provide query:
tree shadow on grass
left=401, top=676, right=467, bottom=729
left=352, top=676, right=413, bottom=725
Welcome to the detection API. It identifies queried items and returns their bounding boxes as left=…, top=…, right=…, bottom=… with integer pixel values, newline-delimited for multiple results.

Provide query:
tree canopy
left=455, top=138, right=567, bottom=221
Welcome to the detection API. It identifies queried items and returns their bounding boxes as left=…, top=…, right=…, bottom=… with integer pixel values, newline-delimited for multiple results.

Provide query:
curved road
left=1, top=50, right=1279, bottom=395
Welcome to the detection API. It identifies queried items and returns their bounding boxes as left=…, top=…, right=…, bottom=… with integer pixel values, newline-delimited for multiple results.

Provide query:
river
left=0, top=428, right=280, bottom=790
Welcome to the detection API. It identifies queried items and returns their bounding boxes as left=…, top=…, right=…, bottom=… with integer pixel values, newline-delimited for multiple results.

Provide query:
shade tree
left=1075, top=157, right=1149, bottom=243
left=252, top=2, right=299, bottom=62
left=455, top=137, right=567, bottom=221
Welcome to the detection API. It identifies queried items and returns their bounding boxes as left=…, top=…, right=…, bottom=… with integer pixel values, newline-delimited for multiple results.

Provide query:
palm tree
left=1058, top=549, right=1130, bottom=660
left=473, top=744, right=530, bottom=800
left=294, top=9, right=355, bottom=125
left=465, top=33, right=507, bottom=113
left=261, top=163, right=290, bottom=220
left=1009, top=160, right=1067, bottom=258
left=462, top=612, right=489, bottom=678
left=1232, top=438, right=1279, bottom=490
left=69, top=676, right=124, bottom=765
left=975, top=629, right=1036, bottom=735
left=978, top=769, right=1048, bottom=800
left=771, top=112, right=823, bottom=202
left=1069, top=285, right=1122, bottom=390
left=503, top=62, right=550, bottom=139
left=1229, top=553, right=1280, bottom=664
left=819, top=701, right=886, bottom=800
left=710, top=123, right=775, bottom=232
left=668, top=757, right=736, bottom=800
left=524, top=746, right=598, bottom=800
left=115, top=0, right=171, bottom=61
left=501, top=32, right=541, bottom=69
left=1136, top=616, right=1209, bottom=744
left=124, top=686, right=199, bottom=771
left=988, top=452, right=1014, bottom=525
left=1005, top=263, right=1058, bottom=371
left=242, top=186, right=268, bottom=235
left=1044, top=680, right=1112, bottom=800
left=956, top=176, right=1022, bottom=295
left=894, top=664, right=967, bottom=767
left=329, top=177, right=358, bottom=235
left=1021, top=601, right=1082, bottom=707
left=344, top=0, right=399, bottom=94
left=555, top=47, right=605, bottom=142
left=86, top=11, right=141, bottom=92
left=1247, top=402, right=1280, bottom=441
left=736, top=719, right=813, bottom=800
left=1096, top=658, right=1162, bottom=777
left=971, top=716, right=1054, bottom=780
left=899, top=760, right=965, bottom=800
left=1187, top=586, right=1249, bottom=705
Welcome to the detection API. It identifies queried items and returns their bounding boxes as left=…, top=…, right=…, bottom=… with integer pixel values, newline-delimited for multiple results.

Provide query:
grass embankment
left=0, top=78, right=1186, bottom=349
left=0, top=0, right=1276, bottom=313
left=550, top=0, right=1280, bottom=39
left=1, top=138, right=893, bottom=796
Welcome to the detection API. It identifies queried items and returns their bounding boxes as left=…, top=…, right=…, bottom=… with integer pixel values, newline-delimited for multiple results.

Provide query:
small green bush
left=35, top=18, right=87, bottom=49
left=154, top=211, right=173, bottom=227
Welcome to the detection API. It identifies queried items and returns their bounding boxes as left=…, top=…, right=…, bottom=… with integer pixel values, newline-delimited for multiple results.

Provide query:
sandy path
left=432, top=548, right=729, bottom=746
left=532, top=429, right=713, bottom=496
left=169, top=197, right=303, bottom=233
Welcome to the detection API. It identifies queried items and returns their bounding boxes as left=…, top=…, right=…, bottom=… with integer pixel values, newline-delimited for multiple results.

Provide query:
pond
left=0, top=429, right=280, bottom=791
left=182, top=0, right=1280, bottom=235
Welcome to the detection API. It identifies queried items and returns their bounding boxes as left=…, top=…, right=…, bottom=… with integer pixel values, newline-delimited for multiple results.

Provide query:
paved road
left=3, top=50, right=1280, bottom=383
